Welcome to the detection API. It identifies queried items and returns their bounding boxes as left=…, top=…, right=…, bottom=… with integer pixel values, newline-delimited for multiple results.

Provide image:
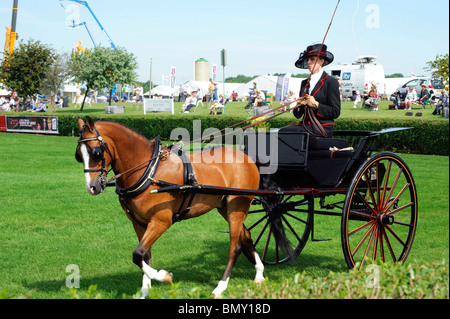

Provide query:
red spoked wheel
left=341, top=152, right=418, bottom=269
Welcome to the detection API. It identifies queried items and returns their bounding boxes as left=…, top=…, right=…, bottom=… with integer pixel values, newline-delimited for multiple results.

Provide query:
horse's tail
left=259, top=174, right=296, bottom=261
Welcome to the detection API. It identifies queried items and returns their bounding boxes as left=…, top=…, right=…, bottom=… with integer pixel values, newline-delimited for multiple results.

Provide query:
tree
left=69, top=46, right=138, bottom=110
left=41, top=52, right=71, bottom=111
left=425, top=53, right=449, bottom=86
left=385, top=73, right=404, bottom=78
left=0, top=39, right=54, bottom=99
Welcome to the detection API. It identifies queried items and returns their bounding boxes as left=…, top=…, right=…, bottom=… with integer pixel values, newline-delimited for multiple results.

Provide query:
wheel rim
left=244, top=195, right=312, bottom=265
left=342, top=153, right=418, bottom=269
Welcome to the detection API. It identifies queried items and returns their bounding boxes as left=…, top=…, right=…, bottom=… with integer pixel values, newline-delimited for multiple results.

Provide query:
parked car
left=391, top=77, right=444, bottom=101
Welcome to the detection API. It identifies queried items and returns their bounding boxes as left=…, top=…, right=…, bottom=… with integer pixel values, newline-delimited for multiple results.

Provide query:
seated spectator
left=210, top=94, right=227, bottom=115
left=404, top=86, right=417, bottom=110
left=183, top=93, right=197, bottom=113
left=429, top=90, right=437, bottom=105
left=12, top=97, right=21, bottom=112
left=281, top=90, right=296, bottom=112
left=1, top=97, right=11, bottom=111
left=33, top=101, right=47, bottom=112
left=417, top=83, right=429, bottom=109
left=434, top=89, right=449, bottom=115
left=55, top=95, right=63, bottom=109
left=253, top=90, right=266, bottom=107
left=366, top=82, right=379, bottom=111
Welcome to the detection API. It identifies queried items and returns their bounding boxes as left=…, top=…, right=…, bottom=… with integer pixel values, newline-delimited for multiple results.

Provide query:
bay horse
left=75, top=116, right=264, bottom=298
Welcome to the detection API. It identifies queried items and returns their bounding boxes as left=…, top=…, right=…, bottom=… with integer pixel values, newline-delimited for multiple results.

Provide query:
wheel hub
left=378, top=212, right=394, bottom=225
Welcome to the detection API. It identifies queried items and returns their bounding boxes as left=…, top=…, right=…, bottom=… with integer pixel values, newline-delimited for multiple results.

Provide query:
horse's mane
left=95, top=119, right=151, bottom=143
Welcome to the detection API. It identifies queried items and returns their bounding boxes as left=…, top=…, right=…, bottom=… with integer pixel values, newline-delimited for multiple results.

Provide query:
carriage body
left=241, top=127, right=418, bottom=268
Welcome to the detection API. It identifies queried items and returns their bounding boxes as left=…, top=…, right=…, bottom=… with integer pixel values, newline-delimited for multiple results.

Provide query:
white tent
left=149, top=85, right=179, bottom=98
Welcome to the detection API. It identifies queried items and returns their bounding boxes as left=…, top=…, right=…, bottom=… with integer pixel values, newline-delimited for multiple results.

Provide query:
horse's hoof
left=213, top=293, right=222, bottom=299
left=163, top=271, right=173, bottom=283
left=254, top=278, right=265, bottom=284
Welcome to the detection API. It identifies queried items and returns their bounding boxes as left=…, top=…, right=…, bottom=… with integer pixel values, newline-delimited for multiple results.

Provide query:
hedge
left=58, top=114, right=449, bottom=156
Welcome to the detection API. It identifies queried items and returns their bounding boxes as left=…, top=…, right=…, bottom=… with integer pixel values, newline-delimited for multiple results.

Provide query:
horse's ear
left=85, top=116, right=95, bottom=131
left=77, top=117, right=85, bottom=131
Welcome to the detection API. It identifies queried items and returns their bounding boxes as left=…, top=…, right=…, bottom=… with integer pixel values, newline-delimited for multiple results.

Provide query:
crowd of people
left=0, top=94, right=51, bottom=113
left=394, top=83, right=449, bottom=115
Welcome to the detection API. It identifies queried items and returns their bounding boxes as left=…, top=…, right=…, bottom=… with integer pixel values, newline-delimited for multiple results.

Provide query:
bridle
left=75, top=124, right=113, bottom=188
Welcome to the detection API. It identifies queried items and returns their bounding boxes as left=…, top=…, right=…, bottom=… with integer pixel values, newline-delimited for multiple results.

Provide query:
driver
left=280, top=43, right=341, bottom=138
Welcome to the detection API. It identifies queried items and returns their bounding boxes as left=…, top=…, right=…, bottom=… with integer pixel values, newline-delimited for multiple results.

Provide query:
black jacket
left=293, top=71, right=341, bottom=129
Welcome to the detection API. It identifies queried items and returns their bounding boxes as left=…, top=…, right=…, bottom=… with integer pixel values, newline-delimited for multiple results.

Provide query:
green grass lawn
left=0, top=132, right=448, bottom=299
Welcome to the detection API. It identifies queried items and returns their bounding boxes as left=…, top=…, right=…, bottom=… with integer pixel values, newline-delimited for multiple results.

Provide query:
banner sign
left=275, top=73, right=291, bottom=101
left=1, top=115, right=58, bottom=134
left=170, top=66, right=176, bottom=88
left=0, top=116, right=6, bottom=132
left=212, top=64, right=217, bottom=82
left=144, top=98, right=174, bottom=115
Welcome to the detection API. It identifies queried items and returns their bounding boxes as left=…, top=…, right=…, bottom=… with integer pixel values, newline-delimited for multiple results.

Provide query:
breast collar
left=115, top=136, right=163, bottom=199
left=114, top=139, right=198, bottom=227
left=115, top=137, right=198, bottom=199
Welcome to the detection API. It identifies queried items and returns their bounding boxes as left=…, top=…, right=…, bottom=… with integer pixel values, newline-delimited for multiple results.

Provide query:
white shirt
left=307, top=71, right=323, bottom=95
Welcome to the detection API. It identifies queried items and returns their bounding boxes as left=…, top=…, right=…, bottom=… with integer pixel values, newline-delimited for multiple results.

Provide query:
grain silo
left=194, top=58, right=209, bottom=82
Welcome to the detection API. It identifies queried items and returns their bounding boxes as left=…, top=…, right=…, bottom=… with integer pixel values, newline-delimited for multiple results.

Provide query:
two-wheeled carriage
left=239, top=127, right=418, bottom=269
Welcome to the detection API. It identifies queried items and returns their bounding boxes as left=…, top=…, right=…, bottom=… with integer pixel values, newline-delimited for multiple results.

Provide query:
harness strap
left=168, top=145, right=199, bottom=224
left=115, top=136, right=163, bottom=228
left=115, top=136, right=162, bottom=198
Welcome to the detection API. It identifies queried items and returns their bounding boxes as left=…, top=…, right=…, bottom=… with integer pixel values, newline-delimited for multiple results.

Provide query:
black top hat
left=294, top=43, right=334, bottom=69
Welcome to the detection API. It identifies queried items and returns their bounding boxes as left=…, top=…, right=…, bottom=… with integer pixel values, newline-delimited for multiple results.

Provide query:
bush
left=59, top=114, right=448, bottom=155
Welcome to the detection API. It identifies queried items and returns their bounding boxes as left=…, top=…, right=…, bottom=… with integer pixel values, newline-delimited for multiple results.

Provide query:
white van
left=325, top=56, right=385, bottom=100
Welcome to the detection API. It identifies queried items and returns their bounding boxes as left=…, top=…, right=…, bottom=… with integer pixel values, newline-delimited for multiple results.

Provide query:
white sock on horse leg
left=254, top=252, right=265, bottom=282
left=141, top=273, right=151, bottom=299
left=142, top=261, right=171, bottom=282
left=212, top=277, right=229, bottom=297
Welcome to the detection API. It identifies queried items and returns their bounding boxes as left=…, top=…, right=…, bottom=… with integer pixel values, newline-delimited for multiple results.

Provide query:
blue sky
left=1, top=0, right=449, bottom=84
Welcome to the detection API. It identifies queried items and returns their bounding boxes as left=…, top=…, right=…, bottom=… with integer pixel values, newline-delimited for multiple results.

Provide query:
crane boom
left=66, top=0, right=116, bottom=49
left=4, top=0, right=19, bottom=57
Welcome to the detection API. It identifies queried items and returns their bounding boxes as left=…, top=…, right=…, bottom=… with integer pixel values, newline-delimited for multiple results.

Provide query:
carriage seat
left=307, top=136, right=354, bottom=186
left=308, top=136, right=349, bottom=151
left=308, top=136, right=353, bottom=159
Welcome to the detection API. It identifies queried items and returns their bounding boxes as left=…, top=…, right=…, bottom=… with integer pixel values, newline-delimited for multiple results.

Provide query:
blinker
left=75, top=146, right=103, bottom=163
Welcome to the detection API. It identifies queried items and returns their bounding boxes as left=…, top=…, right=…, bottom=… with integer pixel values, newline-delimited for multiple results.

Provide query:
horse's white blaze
left=80, top=144, right=94, bottom=195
